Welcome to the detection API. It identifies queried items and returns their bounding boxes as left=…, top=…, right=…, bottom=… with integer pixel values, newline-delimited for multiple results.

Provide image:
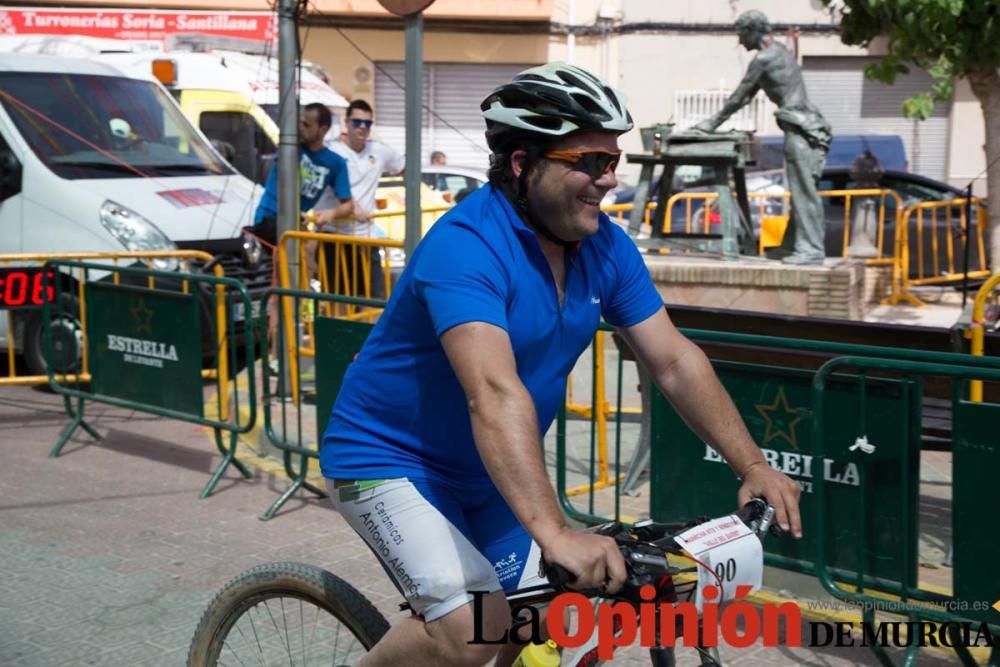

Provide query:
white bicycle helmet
left=481, top=62, right=633, bottom=150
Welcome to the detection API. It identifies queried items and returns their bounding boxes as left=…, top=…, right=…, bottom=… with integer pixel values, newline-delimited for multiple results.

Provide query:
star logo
left=993, top=600, right=1000, bottom=614
left=131, top=299, right=154, bottom=334
left=755, top=387, right=806, bottom=450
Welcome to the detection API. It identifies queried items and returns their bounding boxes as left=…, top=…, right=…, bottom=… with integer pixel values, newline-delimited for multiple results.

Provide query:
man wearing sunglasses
left=322, top=63, right=802, bottom=667
left=323, top=99, right=405, bottom=298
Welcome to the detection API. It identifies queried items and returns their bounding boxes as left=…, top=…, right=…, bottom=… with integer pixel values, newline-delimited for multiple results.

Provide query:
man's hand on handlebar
left=737, top=463, right=802, bottom=539
left=540, top=526, right=627, bottom=594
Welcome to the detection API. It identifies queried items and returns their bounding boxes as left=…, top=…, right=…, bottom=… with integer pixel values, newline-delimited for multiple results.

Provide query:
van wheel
left=23, top=293, right=83, bottom=377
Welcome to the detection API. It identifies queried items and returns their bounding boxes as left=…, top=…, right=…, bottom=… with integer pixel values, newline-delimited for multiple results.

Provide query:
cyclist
left=321, top=62, right=802, bottom=667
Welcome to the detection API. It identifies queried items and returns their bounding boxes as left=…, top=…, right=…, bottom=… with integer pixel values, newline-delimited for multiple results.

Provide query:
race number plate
left=674, top=514, right=763, bottom=610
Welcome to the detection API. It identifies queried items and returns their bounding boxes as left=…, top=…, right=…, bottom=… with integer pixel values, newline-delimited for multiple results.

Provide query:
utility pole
left=277, top=0, right=300, bottom=288
left=276, top=0, right=300, bottom=398
left=377, top=0, right=436, bottom=262
left=403, top=13, right=423, bottom=261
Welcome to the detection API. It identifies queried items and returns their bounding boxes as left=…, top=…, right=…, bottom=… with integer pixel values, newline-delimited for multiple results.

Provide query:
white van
left=0, top=36, right=349, bottom=187
left=98, top=47, right=350, bottom=186
left=0, top=53, right=265, bottom=373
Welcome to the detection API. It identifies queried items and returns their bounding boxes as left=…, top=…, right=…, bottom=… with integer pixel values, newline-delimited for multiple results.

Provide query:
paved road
left=0, top=385, right=969, bottom=666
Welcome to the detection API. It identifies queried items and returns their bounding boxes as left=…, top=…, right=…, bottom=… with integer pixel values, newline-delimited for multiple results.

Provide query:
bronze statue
left=692, top=10, right=832, bottom=265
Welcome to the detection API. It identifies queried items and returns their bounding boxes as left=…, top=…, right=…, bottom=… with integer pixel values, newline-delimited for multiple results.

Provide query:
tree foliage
left=823, top=0, right=1000, bottom=119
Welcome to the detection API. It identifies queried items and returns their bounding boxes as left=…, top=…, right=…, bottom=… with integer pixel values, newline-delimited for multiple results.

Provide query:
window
left=673, top=89, right=774, bottom=133
left=0, top=72, right=230, bottom=180
left=0, top=131, right=21, bottom=201
left=435, top=174, right=481, bottom=197
left=199, top=111, right=276, bottom=185
left=880, top=177, right=953, bottom=206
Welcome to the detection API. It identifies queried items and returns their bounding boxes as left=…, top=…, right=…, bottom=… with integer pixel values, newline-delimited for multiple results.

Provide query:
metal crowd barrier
left=554, top=325, right=999, bottom=664
left=969, top=273, right=1000, bottom=402
left=563, top=327, right=643, bottom=499
left=43, top=259, right=257, bottom=498
left=812, top=354, right=1000, bottom=666
left=1, top=250, right=224, bottom=388
left=885, top=198, right=990, bottom=306
left=662, top=188, right=904, bottom=262
left=371, top=203, right=452, bottom=244
left=602, top=202, right=653, bottom=229
left=258, top=288, right=381, bottom=520
left=274, top=231, right=401, bottom=404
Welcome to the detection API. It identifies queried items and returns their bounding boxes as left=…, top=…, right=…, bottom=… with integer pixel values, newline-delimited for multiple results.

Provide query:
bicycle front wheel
left=188, top=561, right=390, bottom=667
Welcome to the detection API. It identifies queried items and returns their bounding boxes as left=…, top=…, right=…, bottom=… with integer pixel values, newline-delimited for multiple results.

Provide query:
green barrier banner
left=952, top=399, right=1000, bottom=627
left=85, top=282, right=203, bottom=418
left=651, top=361, right=919, bottom=589
left=314, top=316, right=373, bottom=445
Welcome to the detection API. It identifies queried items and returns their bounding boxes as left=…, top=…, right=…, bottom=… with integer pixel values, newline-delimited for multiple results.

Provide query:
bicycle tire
left=188, top=561, right=390, bottom=667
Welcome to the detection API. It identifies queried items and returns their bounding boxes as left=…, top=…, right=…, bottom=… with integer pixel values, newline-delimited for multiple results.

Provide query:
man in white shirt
left=325, top=99, right=405, bottom=299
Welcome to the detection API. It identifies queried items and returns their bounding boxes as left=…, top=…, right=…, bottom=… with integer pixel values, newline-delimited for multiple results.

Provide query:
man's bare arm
left=315, top=198, right=354, bottom=226
left=694, top=55, right=766, bottom=131
left=618, top=308, right=802, bottom=536
left=440, top=321, right=626, bottom=590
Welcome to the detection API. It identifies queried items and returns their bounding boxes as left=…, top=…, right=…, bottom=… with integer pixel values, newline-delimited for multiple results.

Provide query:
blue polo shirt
left=320, top=185, right=664, bottom=488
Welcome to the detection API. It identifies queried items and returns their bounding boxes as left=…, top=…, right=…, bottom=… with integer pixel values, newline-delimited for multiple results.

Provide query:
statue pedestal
left=644, top=254, right=866, bottom=320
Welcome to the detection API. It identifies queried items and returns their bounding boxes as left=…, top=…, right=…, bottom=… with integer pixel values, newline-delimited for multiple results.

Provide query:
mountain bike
left=187, top=499, right=779, bottom=666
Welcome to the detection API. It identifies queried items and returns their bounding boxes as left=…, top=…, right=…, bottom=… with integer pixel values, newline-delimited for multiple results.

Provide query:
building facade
left=11, top=0, right=988, bottom=192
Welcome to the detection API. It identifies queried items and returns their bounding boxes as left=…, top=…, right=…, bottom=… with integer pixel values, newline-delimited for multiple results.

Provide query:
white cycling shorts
left=328, top=476, right=546, bottom=622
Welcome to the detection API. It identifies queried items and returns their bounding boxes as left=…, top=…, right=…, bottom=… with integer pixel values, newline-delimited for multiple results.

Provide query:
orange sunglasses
left=543, top=147, right=622, bottom=179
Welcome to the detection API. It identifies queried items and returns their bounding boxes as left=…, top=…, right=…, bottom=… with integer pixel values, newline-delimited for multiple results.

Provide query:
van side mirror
left=211, top=139, right=236, bottom=163
left=0, top=148, right=22, bottom=202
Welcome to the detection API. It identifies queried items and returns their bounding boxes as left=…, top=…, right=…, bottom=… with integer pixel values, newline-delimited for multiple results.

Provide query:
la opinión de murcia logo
left=469, top=586, right=996, bottom=660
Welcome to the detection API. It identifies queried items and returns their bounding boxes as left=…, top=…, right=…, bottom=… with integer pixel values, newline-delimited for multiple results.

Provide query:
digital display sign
left=0, top=267, right=55, bottom=309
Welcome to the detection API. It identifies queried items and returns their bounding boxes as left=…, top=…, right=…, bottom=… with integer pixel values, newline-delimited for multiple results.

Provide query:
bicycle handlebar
left=543, top=498, right=780, bottom=594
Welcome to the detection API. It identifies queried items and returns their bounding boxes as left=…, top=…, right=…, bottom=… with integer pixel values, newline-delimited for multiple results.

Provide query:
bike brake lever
left=755, top=505, right=775, bottom=537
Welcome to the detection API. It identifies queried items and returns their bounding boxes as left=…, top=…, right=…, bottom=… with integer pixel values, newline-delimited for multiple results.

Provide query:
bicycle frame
left=507, top=586, right=722, bottom=667
left=501, top=573, right=720, bottom=666
left=187, top=502, right=771, bottom=667
left=489, top=502, right=774, bottom=666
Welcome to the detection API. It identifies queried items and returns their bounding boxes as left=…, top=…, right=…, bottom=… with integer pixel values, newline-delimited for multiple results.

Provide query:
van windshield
left=0, top=71, right=233, bottom=180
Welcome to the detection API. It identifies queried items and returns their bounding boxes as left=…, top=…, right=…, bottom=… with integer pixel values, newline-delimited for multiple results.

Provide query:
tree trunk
left=968, top=69, right=1000, bottom=274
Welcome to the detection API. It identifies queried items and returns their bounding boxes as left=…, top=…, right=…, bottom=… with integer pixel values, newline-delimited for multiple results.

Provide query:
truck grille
left=176, top=238, right=273, bottom=294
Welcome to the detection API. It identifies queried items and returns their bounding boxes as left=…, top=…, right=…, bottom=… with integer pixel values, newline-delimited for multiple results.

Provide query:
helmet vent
left=571, top=93, right=611, bottom=122
left=555, top=69, right=601, bottom=98
left=603, top=87, right=623, bottom=114
left=523, top=116, right=564, bottom=131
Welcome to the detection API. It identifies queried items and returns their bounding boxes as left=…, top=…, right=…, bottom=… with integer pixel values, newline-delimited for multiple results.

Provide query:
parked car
left=420, top=164, right=487, bottom=203
left=372, top=175, right=452, bottom=241
left=757, top=134, right=908, bottom=172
